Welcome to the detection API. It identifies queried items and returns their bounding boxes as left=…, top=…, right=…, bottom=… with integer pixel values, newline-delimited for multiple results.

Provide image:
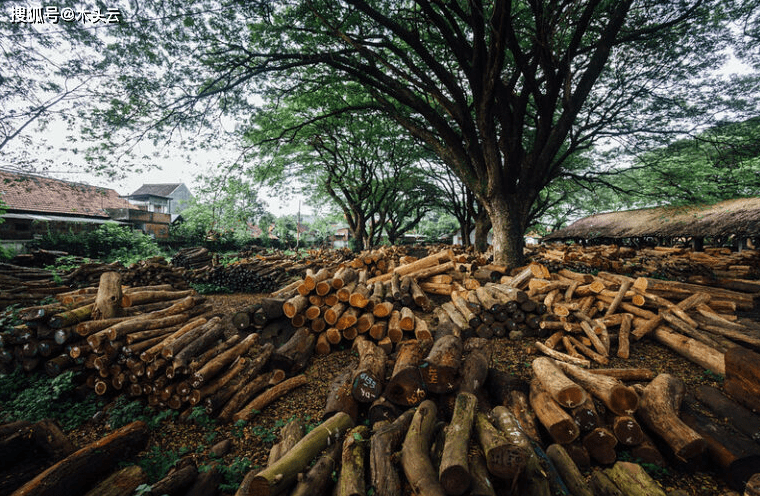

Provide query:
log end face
left=439, top=465, right=471, bottom=496
left=610, top=386, right=640, bottom=416
left=549, top=419, right=580, bottom=445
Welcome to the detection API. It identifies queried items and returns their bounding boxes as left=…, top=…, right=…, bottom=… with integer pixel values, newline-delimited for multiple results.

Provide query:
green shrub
left=0, top=370, right=99, bottom=430
left=32, top=223, right=166, bottom=264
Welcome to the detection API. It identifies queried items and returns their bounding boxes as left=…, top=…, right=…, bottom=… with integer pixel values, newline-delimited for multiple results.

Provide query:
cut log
left=290, top=442, right=341, bottom=496
left=459, top=348, right=489, bottom=396
left=534, top=341, right=591, bottom=368
left=385, top=339, right=430, bottom=407
left=652, top=327, right=725, bottom=376
left=91, top=272, right=126, bottom=321
left=233, top=374, right=308, bottom=422
left=283, top=295, right=309, bottom=319
left=269, top=419, right=305, bottom=466
left=351, top=336, right=387, bottom=403
left=370, top=409, right=415, bottom=496
left=637, top=373, right=706, bottom=461
left=508, top=390, right=542, bottom=444
left=612, top=415, right=644, bottom=446
left=531, top=357, right=587, bottom=408
left=323, top=368, right=359, bottom=423
left=401, top=400, right=445, bottom=496
left=589, top=368, right=655, bottom=382
left=242, top=412, right=353, bottom=496
left=529, top=378, right=579, bottom=444
left=571, top=395, right=601, bottom=433
left=11, top=420, right=149, bottom=496
left=420, top=334, right=462, bottom=394
left=271, top=327, right=315, bottom=375
left=589, top=470, right=625, bottom=496
left=439, top=392, right=477, bottom=495
left=81, top=465, right=147, bottom=496
left=545, top=444, right=593, bottom=496
left=337, top=425, right=369, bottom=496
left=582, top=427, right=617, bottom=465
left=681, top=404, right=760, bottom=491
left=724, top=347, right=760, bottom=413
left=191, top=332, right=260, bottom=387
left=695, top=385, right=760, bottom=442
left=555, top=360, right=639, bottom=416
left=216, top=370, right=276, bottom=424
left=149, top=463, right=198, bottom=496
left=489, top=407, right=534, bottom=481
left=185, top=462, right=223, bottom=496
left=604, top=461, right=667, bottom=496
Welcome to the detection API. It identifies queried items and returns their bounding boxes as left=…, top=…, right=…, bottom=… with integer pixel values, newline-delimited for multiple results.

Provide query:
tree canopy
left=4, top=1, right=755, bottom=265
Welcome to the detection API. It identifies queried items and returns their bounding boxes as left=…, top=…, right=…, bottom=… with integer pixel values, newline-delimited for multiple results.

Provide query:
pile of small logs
left=523, top=262, right=760, bottom=375
left=532, top=242, right=760, bottom=280
left=188, top=258, right=303, bottom=293
left=0, top=277, right=204, bottom=378
left=171, top=246, right=213, bottom=269
left=9, top=248, right=75, bottom=267
left=272, top=251, right=460, bottom=357
left=120, top=257, right=190, bottom=289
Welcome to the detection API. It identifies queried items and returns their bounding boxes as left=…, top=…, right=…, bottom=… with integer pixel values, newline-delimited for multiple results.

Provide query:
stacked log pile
left=523, top=265, right=760, bottom=375
left=120, top=257, right=190, bottom=289
left=532, top=242, right=760, bottom=280
left=171, top=246, right=213, bottom=269
left=186, top=250, right=351, bottom=293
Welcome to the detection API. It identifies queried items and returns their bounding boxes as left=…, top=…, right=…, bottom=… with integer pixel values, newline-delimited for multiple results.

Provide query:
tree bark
left=290, top=442, right=340, bottom=496
left=270, top=327, right=315, bottom=376
left=724, top=346, right=760, bottom=413
left=268, top=419, right=305, bottom=466
left=485, top=195, right=526, bottom=268
left=322, top=368, right=359, bottom=423
left=604, top=461, right=667, bottom=496
left=695, top=385, right=760, bottom=442
left=149, top=463, right=198, bottom=496
left=233, top=375, right=308, bottom=422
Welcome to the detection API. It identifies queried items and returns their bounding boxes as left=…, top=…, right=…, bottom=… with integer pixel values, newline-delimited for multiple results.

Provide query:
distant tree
left=252, top=105, right=440, bottom=251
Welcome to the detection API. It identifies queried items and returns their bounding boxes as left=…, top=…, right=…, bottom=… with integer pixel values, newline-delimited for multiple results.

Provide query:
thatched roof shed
left=544, top=197, right=760, bottom=241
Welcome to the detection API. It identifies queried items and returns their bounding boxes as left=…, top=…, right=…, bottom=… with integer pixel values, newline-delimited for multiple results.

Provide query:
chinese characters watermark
left=10, top=6, right=122, bottom=24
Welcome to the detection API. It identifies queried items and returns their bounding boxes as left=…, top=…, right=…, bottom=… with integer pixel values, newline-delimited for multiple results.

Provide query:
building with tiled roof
left=127, top=183, right=193, bottom=216
left=0, top=171, right=171, bottom=245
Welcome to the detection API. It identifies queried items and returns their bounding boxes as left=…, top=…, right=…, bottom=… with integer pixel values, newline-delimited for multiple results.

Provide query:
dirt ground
left=56, top=290, right=753, bottom=496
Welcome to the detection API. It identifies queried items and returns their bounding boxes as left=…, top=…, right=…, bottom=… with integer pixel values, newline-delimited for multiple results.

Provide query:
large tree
left=83, top=0, right=746, bottom=266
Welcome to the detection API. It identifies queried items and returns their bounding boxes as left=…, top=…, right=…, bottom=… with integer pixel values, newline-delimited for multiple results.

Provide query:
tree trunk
left=473, top=209, right=491, bottom=253
left=604, top=461, right=667, bottom=496
left=290, top=442, right=341, bottom=496
left=545, top=444, right=593, bottom=496
left=149, top=463, right=198, bottom=496
left=485, top=195, right=525, bottom=268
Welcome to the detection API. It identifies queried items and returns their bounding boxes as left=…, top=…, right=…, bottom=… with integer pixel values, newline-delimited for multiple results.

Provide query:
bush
left=31, top=223, right=166, bottom=264
left=0, top=369, right=100, bottom=430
